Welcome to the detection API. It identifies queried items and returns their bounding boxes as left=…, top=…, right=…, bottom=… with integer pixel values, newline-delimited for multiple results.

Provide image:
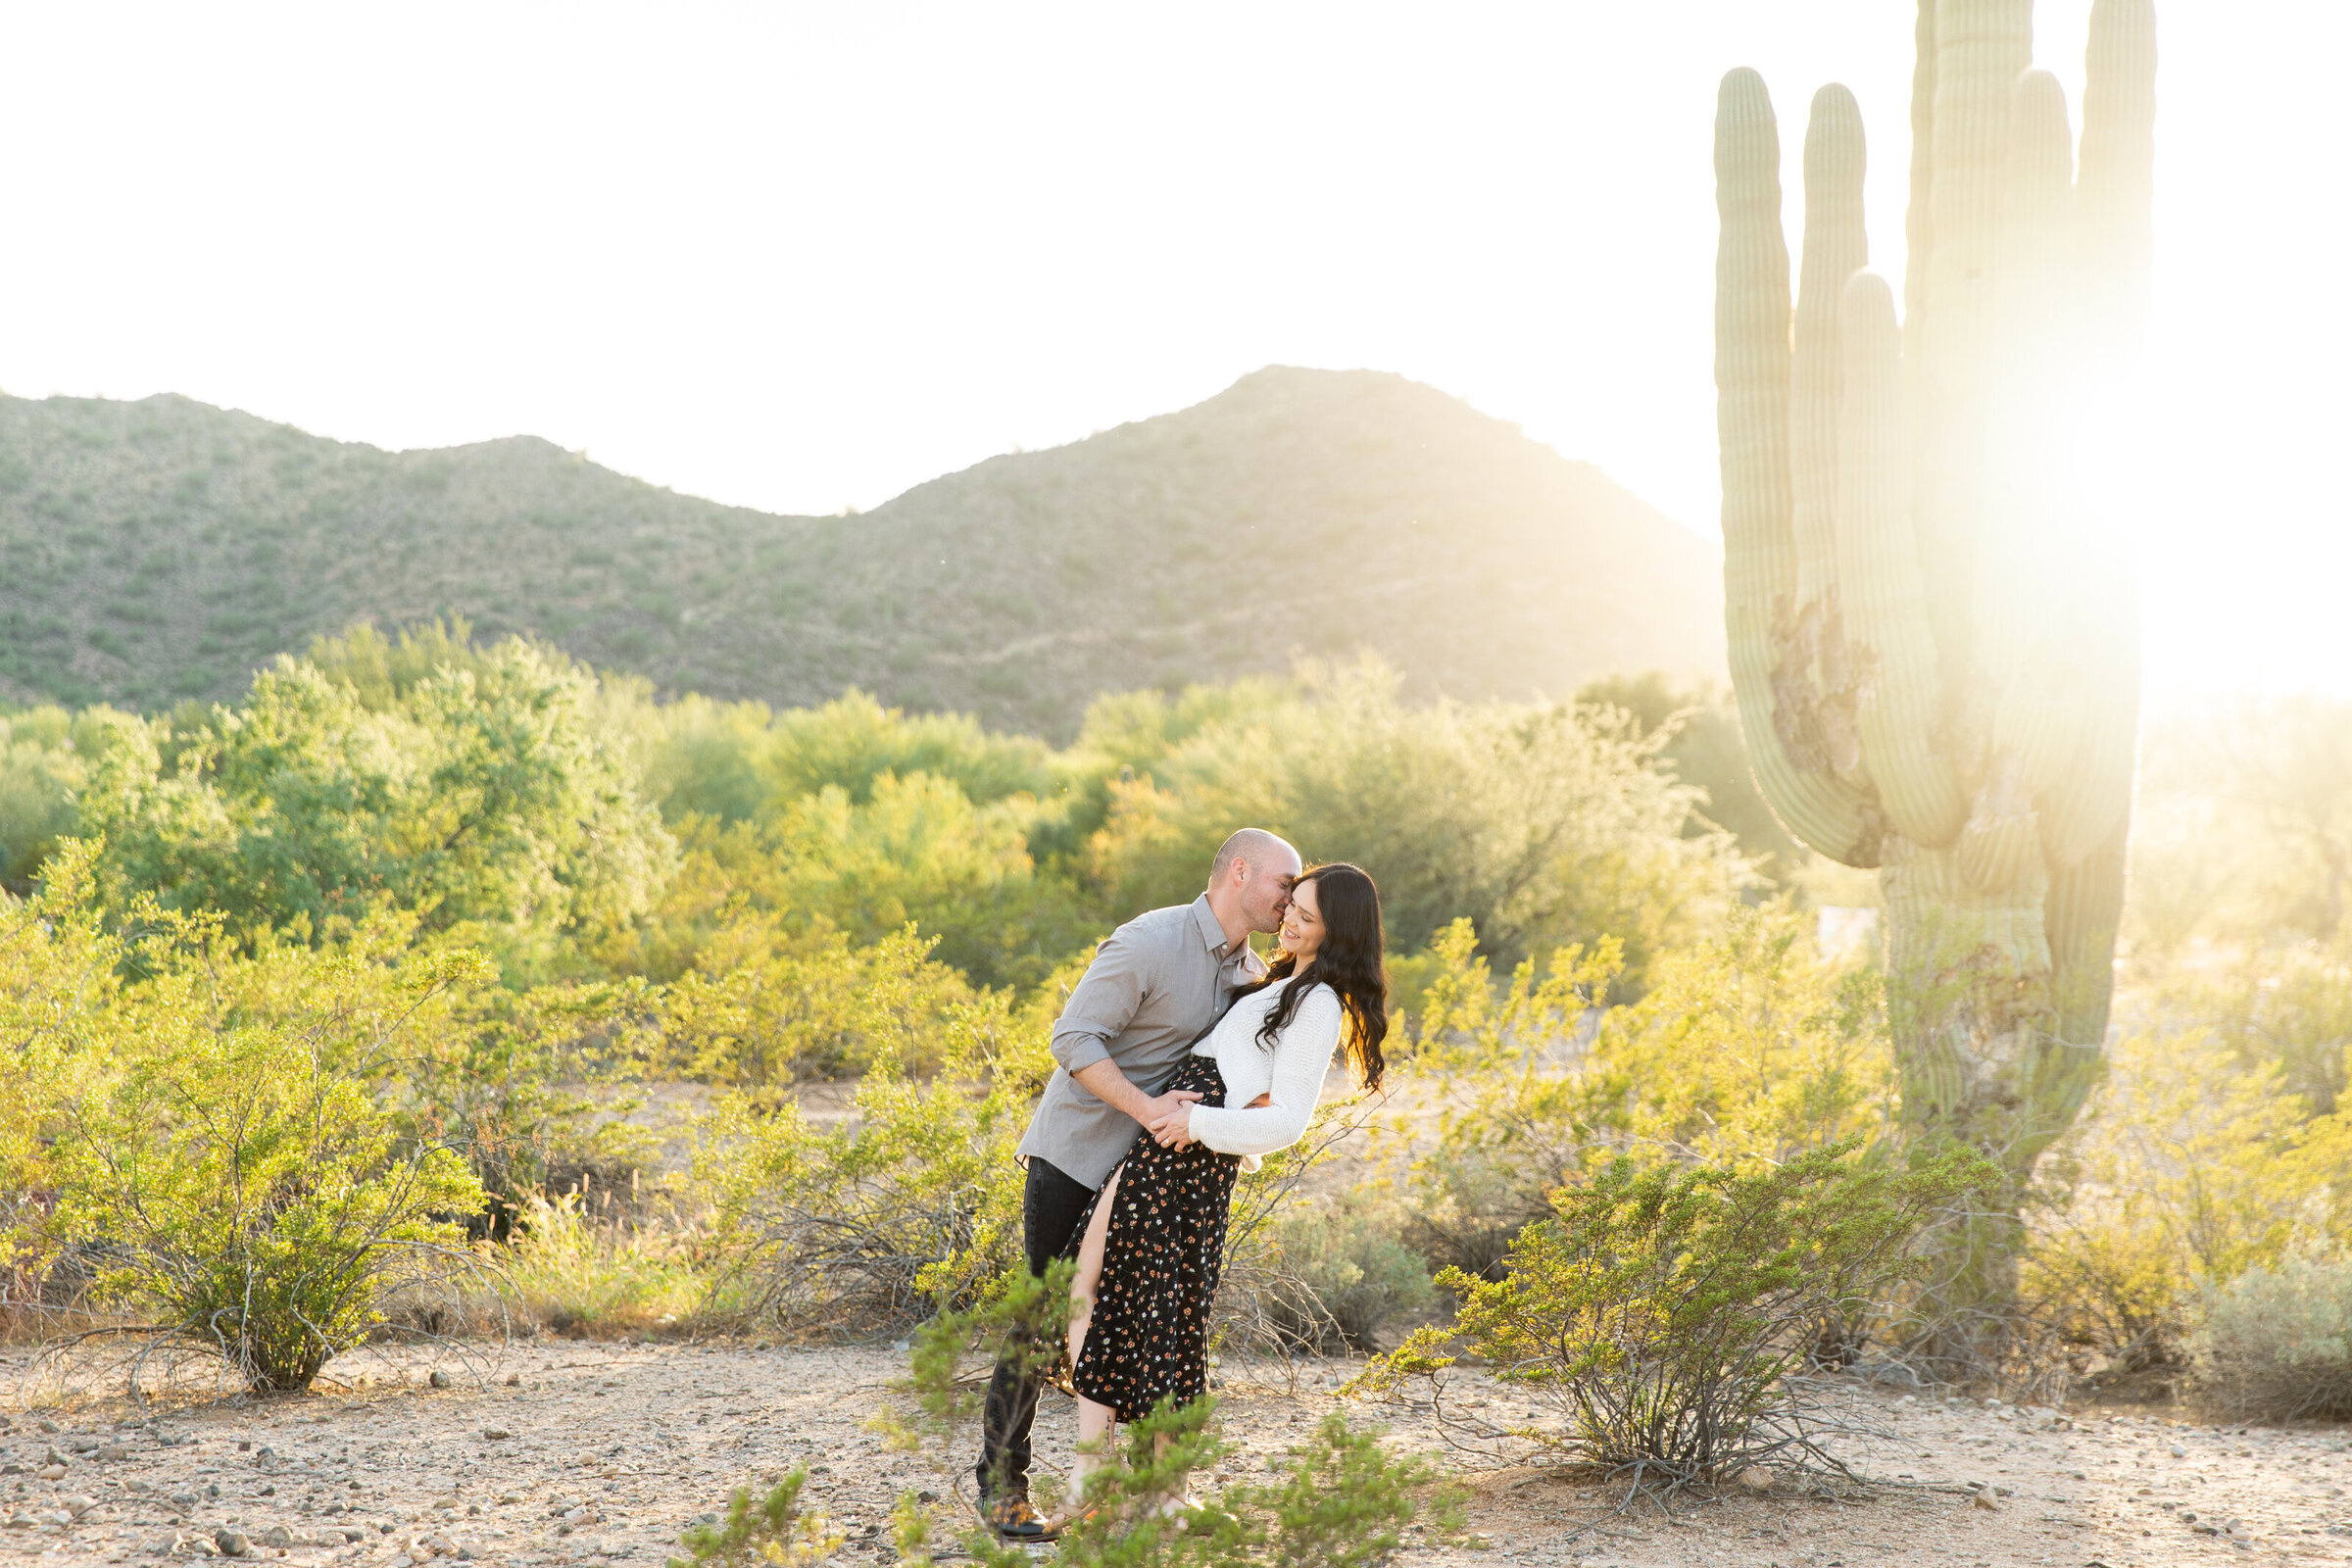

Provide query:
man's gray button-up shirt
left=1012, top=893, right=1265, bottom=1191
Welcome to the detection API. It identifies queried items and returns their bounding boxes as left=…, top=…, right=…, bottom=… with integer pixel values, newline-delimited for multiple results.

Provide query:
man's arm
left=1053, top=922, right=1201, bottom=1130
left=1072, top=1058, right=1202, bottom=1131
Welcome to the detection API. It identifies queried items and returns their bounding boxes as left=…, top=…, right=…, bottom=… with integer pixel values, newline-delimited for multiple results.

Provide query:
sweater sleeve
left=1187, top=985, right=1343, bottom=1160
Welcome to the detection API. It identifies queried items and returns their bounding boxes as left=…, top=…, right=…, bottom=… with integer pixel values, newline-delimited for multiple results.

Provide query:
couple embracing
left=971, top=828, right=1391, bottom=1541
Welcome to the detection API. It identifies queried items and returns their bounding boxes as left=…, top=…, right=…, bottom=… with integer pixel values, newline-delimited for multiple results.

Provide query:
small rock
left=36, top=1464, right=68, bottom=1482
left=63, top=1496, right=95, bottom=1519
left=429, top=1370, right=453, bottom=1390
left=215, top=1527, right=252, bottom=1557
left=2170, top=1445, right=2187, bottom=1458
left=1971, top=1487, right=1999, bottom=1511
left=255, top=1526, right=294, bottom=1549
left=482, top=1429, right=513, bottom=1442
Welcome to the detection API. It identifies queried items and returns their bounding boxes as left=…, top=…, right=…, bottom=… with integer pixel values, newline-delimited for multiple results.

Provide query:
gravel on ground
left=3, top=1344, right=2348, bottom=1566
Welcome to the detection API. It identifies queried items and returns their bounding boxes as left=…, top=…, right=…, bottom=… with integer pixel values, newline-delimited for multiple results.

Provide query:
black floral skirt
left=1069, top=1053, right=1242, bottom=1422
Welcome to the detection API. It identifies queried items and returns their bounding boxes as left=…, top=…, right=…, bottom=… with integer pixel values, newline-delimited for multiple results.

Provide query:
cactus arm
left=2076, top=0, right=2158, bottom=370
left=1903, top=0, right=1938, bottom=368
left=2036, top=1, right=2153, bottom=871
left=1913, top=0, right=2034, bottom=713
left=1957, top=71, right=2081, bottom=897
left=1833, top=271, right=1969, bottom=849
left=1788, top=86, right=1872, bottom=781
left=1715, top=68, right=1881, bottom=867
left=1791, top=84, right=1868, bottom=622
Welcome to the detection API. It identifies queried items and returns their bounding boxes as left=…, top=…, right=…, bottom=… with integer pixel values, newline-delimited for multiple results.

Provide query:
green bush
left=75, top=632, right=675, bottom=972
left=1074, top=659, right=1755, bottom=976
left=2025, top=1028, right=2352, bottom=1372
left=2187, top=1256, right=2352, bottom=1423
left=1392, top=907, right=1887, bottom=1286
left=502, top=1192, right=720, bottom=1340
left=669, top=1469, right=842, bottom=1567
left=649, top=917, right=978, bottom=1083
left=889, top=1275, right=1460, bottom=1568
left=694, top=952, right=1061, bottom=1333
left=1258, top=1209, right=1436, bottom=1353
left=45, top=1022, right=487, bottom=1393
left=1362, top=1143, right=1993, bottom=1484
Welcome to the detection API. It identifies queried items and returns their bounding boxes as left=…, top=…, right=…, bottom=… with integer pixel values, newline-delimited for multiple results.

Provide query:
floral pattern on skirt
left=1070, top=1052, right=1241, bottom=1423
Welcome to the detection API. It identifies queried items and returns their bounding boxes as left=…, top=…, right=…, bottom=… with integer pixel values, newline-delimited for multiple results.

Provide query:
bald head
left=1206, top=828, right=1302, bottom=941
left=1211, top=828, right=1298, bottom=886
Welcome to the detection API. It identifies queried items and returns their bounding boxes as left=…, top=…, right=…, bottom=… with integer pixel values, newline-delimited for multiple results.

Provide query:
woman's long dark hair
left=1250, top=861, right=1388, bottom=1091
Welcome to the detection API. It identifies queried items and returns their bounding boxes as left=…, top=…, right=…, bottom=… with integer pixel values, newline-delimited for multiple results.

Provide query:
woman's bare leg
left=1065, top=1166, right=1122, bottom=1514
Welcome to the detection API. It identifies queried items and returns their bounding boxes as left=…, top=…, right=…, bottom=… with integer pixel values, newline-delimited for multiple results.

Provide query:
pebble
left=215, top=1526, right=252, bottom=1557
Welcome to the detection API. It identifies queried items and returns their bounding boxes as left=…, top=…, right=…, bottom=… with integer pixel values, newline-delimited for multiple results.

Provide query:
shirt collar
left=1190, top=893, right=1239, bottom=961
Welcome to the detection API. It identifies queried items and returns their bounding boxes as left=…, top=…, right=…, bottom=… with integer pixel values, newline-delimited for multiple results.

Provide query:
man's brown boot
left=976, top=1492, right=1059, bottom=1544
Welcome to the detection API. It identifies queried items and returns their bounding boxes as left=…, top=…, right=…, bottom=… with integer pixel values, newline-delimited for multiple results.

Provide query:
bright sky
left=0, top=3, right=2339, bottom=698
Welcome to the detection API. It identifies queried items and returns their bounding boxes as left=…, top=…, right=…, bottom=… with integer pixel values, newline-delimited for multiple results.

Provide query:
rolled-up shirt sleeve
left=1051, top=927, right=1148, bottom=1074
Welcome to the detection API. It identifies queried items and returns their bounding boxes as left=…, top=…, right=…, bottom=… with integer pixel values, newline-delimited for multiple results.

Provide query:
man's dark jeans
left=973, top=1156, right=1097, bottom=1501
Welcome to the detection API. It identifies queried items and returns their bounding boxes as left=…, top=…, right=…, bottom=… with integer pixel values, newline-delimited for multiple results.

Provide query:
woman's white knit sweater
left=1184, top=979, right=1342, bottom=1169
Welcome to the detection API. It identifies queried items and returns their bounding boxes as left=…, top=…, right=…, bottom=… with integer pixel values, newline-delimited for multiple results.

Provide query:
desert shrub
left=75, top=633, right=675, bottom=971
left=1387, top=921, right=1619, bottom=1281
left=2025, top=1028, right=2352, bottom=1370
left=0, top=706, right=142, bottom=894
left=2134, top=945, right=2352, bottom=1116
left=695, top=953, right=1060, bottom=1334
left=163, top=906, right=654, bottom=1234
left=1256, top=1209, right=1436, bottom=1353
left=1362, top=1143, right=1995, bottom=1485
left=2186, top=1255, right=2352, bottom=1424
left=1574, top=673, right=1803, bottom=879
left=889, top=1274, right=1460, bottom=1568
left=2126, top=694, right=2352, bottom=956
left=1075, top=659, right=1755, bottom=978
left=669, top=1469, right=842, bottom=1568
left=44, top=1022, right=487, bottom=1393
left=502, top=1192, right=721, bottom=1340
left=1394, top=907, right=1884, bottom=1283
left=617, top=781, right=1090, bottom=996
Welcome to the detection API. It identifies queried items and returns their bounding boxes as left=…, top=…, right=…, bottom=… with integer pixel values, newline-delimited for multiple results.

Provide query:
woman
left=1060, top=861, right=1390, bottom=1513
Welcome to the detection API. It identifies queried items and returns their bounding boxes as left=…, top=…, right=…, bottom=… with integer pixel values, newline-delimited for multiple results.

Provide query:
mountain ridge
left=0, top=367, right=1723, bottom=735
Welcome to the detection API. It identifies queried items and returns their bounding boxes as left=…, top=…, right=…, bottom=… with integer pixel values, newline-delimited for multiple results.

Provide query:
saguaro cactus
left=1714, top=0, right=2155, bottom=1327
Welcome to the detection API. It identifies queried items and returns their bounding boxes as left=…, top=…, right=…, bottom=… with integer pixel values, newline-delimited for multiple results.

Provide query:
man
left=972, top=827, right=1302, bottom=1542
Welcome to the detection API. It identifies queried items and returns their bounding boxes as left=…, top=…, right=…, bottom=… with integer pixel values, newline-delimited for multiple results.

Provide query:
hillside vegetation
left=0, top=368, right=1721, bottom=735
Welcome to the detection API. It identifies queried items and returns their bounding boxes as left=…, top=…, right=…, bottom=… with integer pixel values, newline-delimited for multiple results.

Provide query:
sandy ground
left=3, top=1342, right=2349, bottom=1567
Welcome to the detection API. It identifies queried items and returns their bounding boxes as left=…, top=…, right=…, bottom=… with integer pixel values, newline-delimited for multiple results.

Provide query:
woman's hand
left=1147, top=1101, right=1194, bottom=1149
